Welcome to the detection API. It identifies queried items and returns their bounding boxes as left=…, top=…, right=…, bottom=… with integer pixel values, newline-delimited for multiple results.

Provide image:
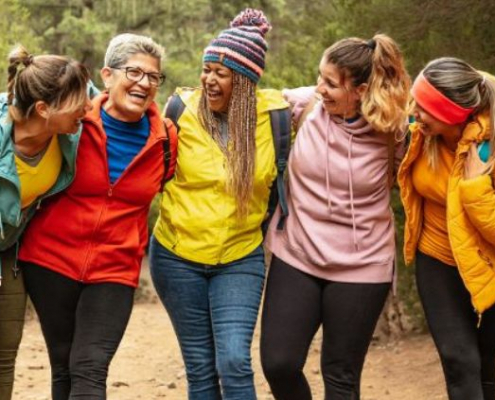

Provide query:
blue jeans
left=149, top=236, right=265, bottom=400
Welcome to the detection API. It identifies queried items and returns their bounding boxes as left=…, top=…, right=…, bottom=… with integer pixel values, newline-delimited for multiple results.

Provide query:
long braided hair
left=198, top=71, right=257, bottom=219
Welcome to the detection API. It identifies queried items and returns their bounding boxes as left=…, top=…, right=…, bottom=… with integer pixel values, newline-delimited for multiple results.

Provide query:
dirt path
left=14, top=300, right=447, bottom=400
left=14, top=262, right=448, bottom=400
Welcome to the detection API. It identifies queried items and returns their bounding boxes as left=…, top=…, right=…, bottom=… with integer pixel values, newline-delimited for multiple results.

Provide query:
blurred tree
left=330, top=0, right=495, bottom=76
left=0, top=0, right=41, bottom=86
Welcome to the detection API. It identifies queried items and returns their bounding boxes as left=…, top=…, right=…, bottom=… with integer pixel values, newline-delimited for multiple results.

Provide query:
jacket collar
left=85, top=92, right=166, bottom=142
left=176, top=87, right=290, bottom=118
left=459, top=112, right=490, bottom=146
left=408, top=111, right=490, bottom=153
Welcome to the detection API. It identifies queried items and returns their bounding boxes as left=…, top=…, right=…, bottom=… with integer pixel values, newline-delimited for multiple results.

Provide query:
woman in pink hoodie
left=260, top=34, right=410, bottom=400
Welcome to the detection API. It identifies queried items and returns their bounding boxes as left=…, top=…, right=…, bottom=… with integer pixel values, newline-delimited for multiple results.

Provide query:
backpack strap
left=158, top=94, right=183, bottom=190
left=164, top=93, right=186, bottom=133
left=265, top=107, right=292, bottom=232
left=160, top=118, right=178, bottom=190
left=163, top=94, right=292, bottom=231
left=387, top=133, right=395, bottom=189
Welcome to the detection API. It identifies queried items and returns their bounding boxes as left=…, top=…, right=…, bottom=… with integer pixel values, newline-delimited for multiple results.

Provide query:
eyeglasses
left=112, top=66, right=166, bottom=87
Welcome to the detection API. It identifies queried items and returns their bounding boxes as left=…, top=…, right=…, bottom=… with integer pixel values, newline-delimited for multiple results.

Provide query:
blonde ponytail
left=322, top=34, right=410, bottom=134
left=362, top=34, right=410, bottom=134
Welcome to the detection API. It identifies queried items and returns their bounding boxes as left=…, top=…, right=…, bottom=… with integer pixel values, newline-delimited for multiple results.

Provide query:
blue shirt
left=101, top=108, right=150, bottom=183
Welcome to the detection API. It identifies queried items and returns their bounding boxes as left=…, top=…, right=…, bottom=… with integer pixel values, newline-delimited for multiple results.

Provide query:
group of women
left=0, top=7, right=494, bottom=400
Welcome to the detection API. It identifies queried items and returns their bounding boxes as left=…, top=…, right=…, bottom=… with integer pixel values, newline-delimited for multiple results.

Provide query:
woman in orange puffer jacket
left=398, top=57, right=495, bottom=400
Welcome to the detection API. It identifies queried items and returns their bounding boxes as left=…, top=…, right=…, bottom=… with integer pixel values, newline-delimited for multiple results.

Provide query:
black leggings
left=260, top=256, right=390, bottom=400
left=416, top=251, right=495, bottom=400
left=22, top=262, right=134, bottom=400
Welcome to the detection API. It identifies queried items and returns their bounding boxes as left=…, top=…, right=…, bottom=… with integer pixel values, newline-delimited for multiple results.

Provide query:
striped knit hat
left=203, top=9, right=271, bottom=83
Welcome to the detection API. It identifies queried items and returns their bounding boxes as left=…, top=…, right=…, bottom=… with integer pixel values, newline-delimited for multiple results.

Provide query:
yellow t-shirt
left=15, top=135, right=63, bottom=209
left=412, top=140, right=457, bottom=266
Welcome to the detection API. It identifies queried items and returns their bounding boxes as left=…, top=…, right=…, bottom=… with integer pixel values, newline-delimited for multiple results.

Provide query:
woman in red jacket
left=18, top=33, right=176, bottom=400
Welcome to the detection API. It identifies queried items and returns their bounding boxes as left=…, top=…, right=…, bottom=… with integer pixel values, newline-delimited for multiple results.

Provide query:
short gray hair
left=104, top=33, right=165, bottom=68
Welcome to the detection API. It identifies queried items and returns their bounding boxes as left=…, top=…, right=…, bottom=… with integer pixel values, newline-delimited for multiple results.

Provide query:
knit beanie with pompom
left=203, top=8, right=271, bottom=83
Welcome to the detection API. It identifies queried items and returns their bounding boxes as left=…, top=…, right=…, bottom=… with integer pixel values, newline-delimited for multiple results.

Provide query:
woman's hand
left=464, top=143, right=493, bottom=180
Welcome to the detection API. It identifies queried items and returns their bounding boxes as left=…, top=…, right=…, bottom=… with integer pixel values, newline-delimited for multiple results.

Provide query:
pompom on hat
left=203, top=8, right=271, bottom=83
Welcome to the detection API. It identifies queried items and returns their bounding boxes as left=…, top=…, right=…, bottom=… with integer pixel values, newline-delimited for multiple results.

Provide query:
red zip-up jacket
left=19, top=93, right=177, bottom=287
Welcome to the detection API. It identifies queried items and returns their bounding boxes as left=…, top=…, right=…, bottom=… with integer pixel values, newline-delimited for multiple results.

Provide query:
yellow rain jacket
left=153, top=87, right=289, bottom=265
left=398, top=113, right=495, bottom=314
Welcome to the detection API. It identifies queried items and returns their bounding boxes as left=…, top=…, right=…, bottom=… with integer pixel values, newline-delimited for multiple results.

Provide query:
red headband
left=411, top=72, right=474, bottom=125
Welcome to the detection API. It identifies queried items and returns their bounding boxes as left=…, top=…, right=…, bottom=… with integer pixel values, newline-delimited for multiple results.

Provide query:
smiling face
left=316, top=60, right=364, bottom=119
left=101, top=53, right=160, bottom=122
left=48, top=96, right=93, bottom=134
left=35, top=92, right=93, bottom=135
left=200, top=62, right=233, bottom=113
left=412, top=103, right=457, bottom=138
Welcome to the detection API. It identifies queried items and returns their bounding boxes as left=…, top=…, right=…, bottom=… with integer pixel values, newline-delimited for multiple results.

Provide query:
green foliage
left=329, top=0, right=495, bottom=76
left=0, top=0, right=41, bottom=86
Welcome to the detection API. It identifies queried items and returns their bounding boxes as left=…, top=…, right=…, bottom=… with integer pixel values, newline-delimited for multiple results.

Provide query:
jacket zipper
left=446, top=158, right=483, bottom=326
left=0, top=171, right=22, bottom=227
left=79, top=120, right=165, bottom=281
left=80, top=192, right=110, bottom=281
left=401, top=132, right=423, bottom=262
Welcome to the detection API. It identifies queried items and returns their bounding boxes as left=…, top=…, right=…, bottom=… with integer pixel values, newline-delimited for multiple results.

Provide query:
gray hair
left=104, top=33, right=165, bottom=68
left=423, top=57, right=495, bottom=167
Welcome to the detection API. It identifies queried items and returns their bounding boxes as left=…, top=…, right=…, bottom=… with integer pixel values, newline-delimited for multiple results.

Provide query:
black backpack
left=164, top=93, right=291, bottom=234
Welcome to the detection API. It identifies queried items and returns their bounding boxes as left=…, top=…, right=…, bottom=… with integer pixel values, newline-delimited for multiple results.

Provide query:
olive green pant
left=0, top=248, right=27, bottom=400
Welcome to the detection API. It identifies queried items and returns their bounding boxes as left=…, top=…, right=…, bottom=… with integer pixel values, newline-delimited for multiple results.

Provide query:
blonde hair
left=421, top=57, right=495, bottom=168
left=198, top=72, right=257, bottom=219
left=7, top=45, right=90, bottom=122
left=323, top=34, right=410, bottom=135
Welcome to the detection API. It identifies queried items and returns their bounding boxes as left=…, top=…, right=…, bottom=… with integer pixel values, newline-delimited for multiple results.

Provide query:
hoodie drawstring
left=347, top=133, right=359, bottom=250
left=0, top=212, right=4, bottom=241
left=12, top=241, right=20, bottom=278
left=325, top=117, right=333, bottom=212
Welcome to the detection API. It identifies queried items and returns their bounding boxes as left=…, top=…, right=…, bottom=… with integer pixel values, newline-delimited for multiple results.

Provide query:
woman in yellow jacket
left=398, top=57, right=495, bottom=400
left=149, top=9, right=289, bottom=400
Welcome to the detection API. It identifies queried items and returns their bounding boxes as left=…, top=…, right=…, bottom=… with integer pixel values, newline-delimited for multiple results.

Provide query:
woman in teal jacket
left=0, top=45, right=91, bottom=400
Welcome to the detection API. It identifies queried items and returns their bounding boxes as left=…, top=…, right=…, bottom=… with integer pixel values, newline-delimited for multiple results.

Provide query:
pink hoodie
left=265, top=86, right=405, bottom=283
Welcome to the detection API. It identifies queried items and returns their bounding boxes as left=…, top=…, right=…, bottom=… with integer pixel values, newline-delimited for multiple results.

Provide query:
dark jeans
left=416, top=251, right=495, bottom=400
left=0, top=247, right=26, bottom=400
left=22, top=262, right=134, bottom=400
left=149, top=236, right=265, bottom=400
left=260, top=256, right=390, bottom=400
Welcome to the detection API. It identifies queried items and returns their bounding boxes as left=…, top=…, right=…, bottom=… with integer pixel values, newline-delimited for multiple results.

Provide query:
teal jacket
left=0, top=93, right=80, bottom=280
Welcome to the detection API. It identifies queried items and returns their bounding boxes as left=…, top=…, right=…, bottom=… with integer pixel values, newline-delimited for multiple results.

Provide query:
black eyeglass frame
left=111, top=66, right=166, bottom=87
